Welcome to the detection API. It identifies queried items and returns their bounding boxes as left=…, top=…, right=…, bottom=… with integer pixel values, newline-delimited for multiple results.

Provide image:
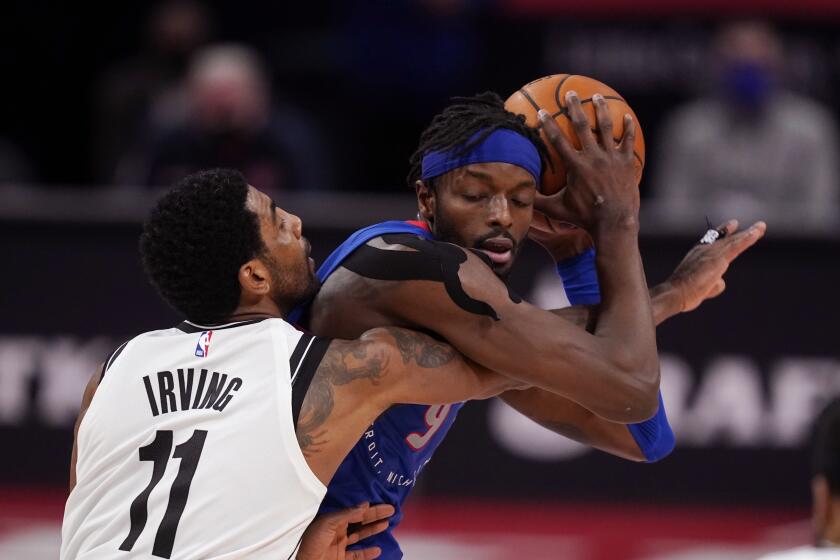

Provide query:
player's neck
left=227, top=300, right=286, bottom=322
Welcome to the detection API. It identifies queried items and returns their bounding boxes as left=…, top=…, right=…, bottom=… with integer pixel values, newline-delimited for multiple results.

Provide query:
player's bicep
left=360, top=328, right=520, bottom=409
left=343, top=234, right=520, bottom=327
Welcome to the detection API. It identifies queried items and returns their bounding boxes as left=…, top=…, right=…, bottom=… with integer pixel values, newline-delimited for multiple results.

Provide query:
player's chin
left=491, top=261, right=514, bottom=280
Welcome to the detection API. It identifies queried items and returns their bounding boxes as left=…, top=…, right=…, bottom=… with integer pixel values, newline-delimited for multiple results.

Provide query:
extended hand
left=296, top=502, right=396, bottom=560
left=665, top=220, right=767, bottom=313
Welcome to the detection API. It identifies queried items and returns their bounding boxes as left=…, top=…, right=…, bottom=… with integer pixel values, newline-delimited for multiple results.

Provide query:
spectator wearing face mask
left=121, top=44, right=334, bottom=194
left=653, top=21, right=839, bottom=234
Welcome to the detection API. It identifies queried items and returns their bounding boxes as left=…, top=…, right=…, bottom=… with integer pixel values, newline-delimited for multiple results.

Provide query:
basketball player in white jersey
left=61, top=169, right=521, bottom=559
left=759, top=399, right=840, bottom=560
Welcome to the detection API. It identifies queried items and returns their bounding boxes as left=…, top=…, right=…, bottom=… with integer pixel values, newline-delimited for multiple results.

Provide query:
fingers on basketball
left=566, top=91, right=598, bottom=151
left=593, top=95, right=614, bottom=150
left=505, top=74, right=646, bottom=195
left=538, top=109, right=577, bottom=162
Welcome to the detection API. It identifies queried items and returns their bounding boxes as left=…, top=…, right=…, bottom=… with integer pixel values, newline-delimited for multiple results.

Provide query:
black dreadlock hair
left=406, top=91, right=550, bottom=190
left=139, top=168, right=265, bottom=323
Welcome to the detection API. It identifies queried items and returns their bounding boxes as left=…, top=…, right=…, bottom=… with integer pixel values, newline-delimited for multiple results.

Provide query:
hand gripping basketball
left=534, top=91, right=640, bottom=232
left=505, top=74, right=645, bottom=195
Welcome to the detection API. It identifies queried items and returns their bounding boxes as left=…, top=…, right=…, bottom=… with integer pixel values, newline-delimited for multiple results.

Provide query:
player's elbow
left=606, top=354, right=661, bottom=423
left=622, top=374, right=660, bottom=423
left=624, top=448, right=648, bottom=463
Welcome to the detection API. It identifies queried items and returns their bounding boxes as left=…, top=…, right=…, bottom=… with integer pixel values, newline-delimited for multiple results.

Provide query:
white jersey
left=61, top=318, right=328, bottom=560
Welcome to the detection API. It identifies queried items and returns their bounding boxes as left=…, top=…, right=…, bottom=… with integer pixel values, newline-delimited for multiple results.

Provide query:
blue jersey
left=294, top=220, right=464, bottom=559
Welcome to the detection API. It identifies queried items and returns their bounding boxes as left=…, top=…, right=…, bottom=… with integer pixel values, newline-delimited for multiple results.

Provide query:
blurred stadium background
left=3, top=1, right=840, bottom=558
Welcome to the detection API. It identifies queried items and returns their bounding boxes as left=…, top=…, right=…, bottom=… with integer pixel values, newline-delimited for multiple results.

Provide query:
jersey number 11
left=119, top=429, right=207, bottom=559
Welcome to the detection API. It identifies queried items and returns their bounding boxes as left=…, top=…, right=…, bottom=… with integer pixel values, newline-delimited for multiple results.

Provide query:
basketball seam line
left=553, top=74, right=574, bottom=110
left=519, top=78, right=644, bottom=170
left=518, top=88, right=542, bottom=113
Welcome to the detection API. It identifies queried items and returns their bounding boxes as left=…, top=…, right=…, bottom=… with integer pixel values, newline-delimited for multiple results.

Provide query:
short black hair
left=406, top=91, right=550, bottom=189
left=139, top=168, right=265, bottom=323
left=812, top=398, right=840, bottom=495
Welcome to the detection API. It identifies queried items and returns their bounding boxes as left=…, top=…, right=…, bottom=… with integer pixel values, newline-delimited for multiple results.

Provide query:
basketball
left=505, top=74, right=645, bottom=195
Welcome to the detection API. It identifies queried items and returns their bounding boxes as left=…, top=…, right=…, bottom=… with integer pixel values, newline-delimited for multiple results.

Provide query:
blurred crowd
left=2, top=1, right=839, bottom=234
left=654, top=21, right=839, bottom=233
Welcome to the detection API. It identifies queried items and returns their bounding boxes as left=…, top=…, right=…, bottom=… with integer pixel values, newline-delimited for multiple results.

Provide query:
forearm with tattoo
left=296, top=328, right=466, bottom=457
left=387, top=327, right=457, bottom=368
left=296, top=339, right=388, bottom=456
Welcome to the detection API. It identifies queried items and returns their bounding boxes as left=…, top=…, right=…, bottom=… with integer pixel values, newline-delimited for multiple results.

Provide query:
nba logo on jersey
left=195, top=330, right=213, bottom=357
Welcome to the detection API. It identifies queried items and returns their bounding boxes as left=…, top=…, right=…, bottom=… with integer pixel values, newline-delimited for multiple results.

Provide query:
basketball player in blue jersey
left=295, top=91, right=766, bottom=558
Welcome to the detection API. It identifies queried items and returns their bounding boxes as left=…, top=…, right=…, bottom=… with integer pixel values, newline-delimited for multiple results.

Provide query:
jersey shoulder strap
left=288, top=220, right=433, bottom=324
left=289, top=334, right=332, bottom=429
left=100, top=340, right=130, bottom=381
left=316, top=220, right=433, bottom=282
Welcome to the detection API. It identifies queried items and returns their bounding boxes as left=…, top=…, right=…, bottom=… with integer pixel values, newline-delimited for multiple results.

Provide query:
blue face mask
left=723, top=61, right=775, bottom=108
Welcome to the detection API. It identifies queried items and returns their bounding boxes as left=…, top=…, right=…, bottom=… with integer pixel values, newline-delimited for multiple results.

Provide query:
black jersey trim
left=100, top=340, right=130, bottom=381
left=175, top=318, right=268, bottom=334
left=291, top=336, right=332, bottom=430
left=289, top=333, right=314, bottom=382
left=285, top=535, right=303, bottom=560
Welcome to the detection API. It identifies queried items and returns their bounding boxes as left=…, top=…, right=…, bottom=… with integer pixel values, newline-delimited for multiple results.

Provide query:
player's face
left=423, top=162, right=536, bottom=279
left=246, top=186, right=319, bottom=310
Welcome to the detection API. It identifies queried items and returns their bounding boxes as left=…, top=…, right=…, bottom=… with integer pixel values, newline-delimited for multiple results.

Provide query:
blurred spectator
left=759, top=399, right=840, bottom=559
left=94, top=0, right=213, bottom=183
left=0, top=139, right=35, bottom=185
left=120, top=44, right=334, bottom=193
left=653, top=21, right=839, bottom=234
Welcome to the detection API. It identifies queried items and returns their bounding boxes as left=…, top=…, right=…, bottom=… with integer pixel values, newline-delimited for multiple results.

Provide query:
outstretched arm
left=501, top=218, right=766, bottom=461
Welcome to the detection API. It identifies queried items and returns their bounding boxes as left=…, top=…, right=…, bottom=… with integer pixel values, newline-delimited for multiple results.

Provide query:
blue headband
left=421, top=129, right=541, bottom=184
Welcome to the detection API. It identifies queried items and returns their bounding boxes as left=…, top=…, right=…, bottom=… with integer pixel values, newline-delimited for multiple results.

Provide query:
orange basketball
left=505, top=74, right=645, bottom=195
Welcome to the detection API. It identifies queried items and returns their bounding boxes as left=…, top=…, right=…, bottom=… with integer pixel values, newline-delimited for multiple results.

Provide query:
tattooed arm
left=296, top=327, right=517, bottom=484
left=371, top=327, right=520, bottom=405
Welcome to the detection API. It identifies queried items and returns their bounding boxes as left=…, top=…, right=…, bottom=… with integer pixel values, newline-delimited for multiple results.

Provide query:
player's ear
left=238, top=258, right=271, bottom=301
left=812, top=475, right=831, bottom=539
left=416, top=180, right=436, bottom=223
